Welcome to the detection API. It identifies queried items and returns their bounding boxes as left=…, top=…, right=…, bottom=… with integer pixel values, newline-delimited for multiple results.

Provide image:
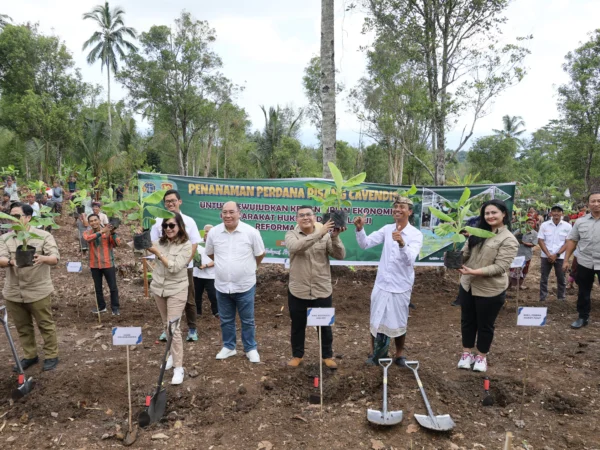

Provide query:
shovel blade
left=138, top=389, right=167, bottom=428
left=11, top=378, right=34, bottom=400
left=367, top=409, right=403, bottom=425
left=414, top=413, right=455, bottom=431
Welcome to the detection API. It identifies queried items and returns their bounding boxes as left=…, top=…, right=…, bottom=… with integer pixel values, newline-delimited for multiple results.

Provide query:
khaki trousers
left=154, top=289, right=188, bottom=367
left=5, top=295, right=58, bottom=359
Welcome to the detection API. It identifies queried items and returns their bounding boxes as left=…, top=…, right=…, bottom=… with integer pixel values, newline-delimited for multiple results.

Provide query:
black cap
left=550, top=204, right=564, bottom=212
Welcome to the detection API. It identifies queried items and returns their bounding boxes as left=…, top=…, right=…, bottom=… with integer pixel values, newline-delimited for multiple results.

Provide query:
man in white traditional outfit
left=353, top=196, right=423, bottom=367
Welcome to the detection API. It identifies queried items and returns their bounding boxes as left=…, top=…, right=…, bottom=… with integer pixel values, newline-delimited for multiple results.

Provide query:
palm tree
left=82, top=2, right=137, bottom=127
left=0, top=13, right=12, bottom=30
left=493, top=115, right=526, bottom=147
left=321, top=0, right=336, bottom=178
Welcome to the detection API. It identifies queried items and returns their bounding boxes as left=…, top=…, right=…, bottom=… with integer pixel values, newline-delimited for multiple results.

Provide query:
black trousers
left=193, top=277, right=218, bottom=316
left=91, top=267, right=119, bottom=310
left=288, top=291, right=333, bottom=359
left=576, top=264, right=600, bottom=320
left=460, top=285, right=505, bottom=354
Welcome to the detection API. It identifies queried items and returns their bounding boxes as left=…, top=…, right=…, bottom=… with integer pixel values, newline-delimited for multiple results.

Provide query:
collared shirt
left=4, top=184, right=19, bottom=202
left=568, top=213, right=600, bottom=270
left=356, top=223, right=423, bottom=294
left=151, top=213, right=202, bottom=269
left=97, top=212, right=109, bottom=226
left=513, top=229, right=538, bottom=261
left=192, top=241, right=215, bottom=280
left=83, top=229, right=121, bottom=269
left=538, top=219, right=572, bottom=259
left=0, top=229, right=60, bottom=303
left=150, top=239, right=193, bottom=297
left=285, top=226, right=346, bottom=299
left=205, top=221, right=266, bottom=294
left=30, top=202, right=40, bottom=217
left=460, top=226, right=519, bottom=297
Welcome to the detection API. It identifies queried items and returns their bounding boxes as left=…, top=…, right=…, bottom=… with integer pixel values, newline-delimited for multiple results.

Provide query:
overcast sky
left=4, top=0, right=600, bottom=149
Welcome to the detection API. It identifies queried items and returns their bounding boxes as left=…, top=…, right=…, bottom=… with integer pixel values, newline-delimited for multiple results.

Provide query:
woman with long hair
left=456, top=199, right=519, bottom=373
left=146, top=213, right=193, bottom=385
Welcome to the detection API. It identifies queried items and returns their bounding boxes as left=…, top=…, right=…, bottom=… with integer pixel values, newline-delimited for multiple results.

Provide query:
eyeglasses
left=161, top=222, right=177, bottom=229
left=298, top=212, right=314, bottom=218
left=164, top=199, right=179, bottom=205
left=11, top=214, right=21, bottom=219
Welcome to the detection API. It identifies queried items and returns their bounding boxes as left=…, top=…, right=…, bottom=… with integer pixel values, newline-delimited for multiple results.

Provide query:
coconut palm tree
left=0, top=13, right=12, bottom=30
left=493, top=115, right=526, bottom=147
left=82, top=2, right=137, bottom=127
left=321, top=0, right=336, bottom=178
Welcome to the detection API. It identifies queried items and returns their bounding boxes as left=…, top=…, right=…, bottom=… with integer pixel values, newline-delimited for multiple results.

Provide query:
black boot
left=571, top=318, right=589, bottom=329
left=13, top=356, right=39, bottom=372
left=43, top=357, right=59, bottom=371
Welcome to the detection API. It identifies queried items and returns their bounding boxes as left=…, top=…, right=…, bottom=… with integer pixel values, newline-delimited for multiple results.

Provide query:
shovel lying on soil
left=405, top=361, right=455, bottom=431
left=367, top=358, right=403, bottom=425
left=138, top=318, right=180, bottom=428
left=0, top=306, right=34, bottom=400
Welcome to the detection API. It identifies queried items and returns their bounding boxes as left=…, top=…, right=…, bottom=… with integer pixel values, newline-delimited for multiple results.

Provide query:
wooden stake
left=318, top=326, right=323, bottom=420
left=126, top=345, right=132, bottom=433
left=142, top=257, right=149, bottom=299
left=515, top=266, right=521, bottom=320
left=503, top=431, right=513, bottom=450
left=519, top=326, right=533, bottom=420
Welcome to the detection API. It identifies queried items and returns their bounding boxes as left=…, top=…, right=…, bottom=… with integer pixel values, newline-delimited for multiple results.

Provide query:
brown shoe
left=287, top=357, right=303, bottom=367
left=323, top=358, right=338, bottom=369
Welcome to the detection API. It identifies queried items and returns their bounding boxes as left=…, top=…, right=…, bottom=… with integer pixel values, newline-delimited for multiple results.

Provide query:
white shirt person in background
left=205, top=201, right=266, bottom=363
left=353, top=196, right=423, bottom=367
left=193, top=224, right=219, bottom=318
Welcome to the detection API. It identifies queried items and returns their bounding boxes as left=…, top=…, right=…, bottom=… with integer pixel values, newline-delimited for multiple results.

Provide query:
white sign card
left=511, top=256, right=526, bottom=269
left=517, top=307, right=548, bottom=327
left=67, top=262, right=82, bottom=272
left=307, top=308, right=335, bottom=327
left=284, top=259, right=290, bottom=269
left=112, top=327, right=143, bottom=346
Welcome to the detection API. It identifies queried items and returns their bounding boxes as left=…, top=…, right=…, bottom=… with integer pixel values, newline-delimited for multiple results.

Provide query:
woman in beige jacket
left=456, top=199, right=519, bottom=373
left=147, top=213, right=193, bottom=385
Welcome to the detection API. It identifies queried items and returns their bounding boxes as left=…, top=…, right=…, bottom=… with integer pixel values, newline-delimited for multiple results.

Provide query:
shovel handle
left=378, top=358, right=393, bottom=369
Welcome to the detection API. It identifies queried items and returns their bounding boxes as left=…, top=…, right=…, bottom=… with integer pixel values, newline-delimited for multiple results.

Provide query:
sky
left=4, top=0, right=600, bottom=150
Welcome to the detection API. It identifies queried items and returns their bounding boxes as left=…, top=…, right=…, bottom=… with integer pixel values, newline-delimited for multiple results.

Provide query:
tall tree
left=493, top=115, right=526, bottom=147
left=82, top=1, right=137, bottom=127
left=365, top=0, right=530, bottom=185
left=0, top=13, right=12, bottom=30
left=321, top=0, right=336, bottom=178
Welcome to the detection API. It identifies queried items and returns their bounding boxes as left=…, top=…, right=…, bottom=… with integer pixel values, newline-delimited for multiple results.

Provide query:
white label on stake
left=112, top=327, right=143, bottom=346
left=307, top=308, right=335, bottom=327
left=517, top=307, right=548, bottom=326
left=511, top=256, right=526, bottom=269
left=67, top=262, right=82, bottom=272
left=284, top=259, right=290, bottom=269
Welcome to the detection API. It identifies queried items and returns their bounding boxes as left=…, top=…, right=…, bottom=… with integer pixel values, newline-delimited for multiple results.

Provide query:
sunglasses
left=11, top=214, right=22, bottom=219
left=161, top=222, right=177, bottom=229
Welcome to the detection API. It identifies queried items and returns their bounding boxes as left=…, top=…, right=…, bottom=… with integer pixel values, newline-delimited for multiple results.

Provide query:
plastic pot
left=133, top=230, right=153, bottom=250
left=76, top=205, right=85, bottom=214
left=109, top=217, right=121, bottom=230
left=15, top=245, right=35, bottom=268
left=193, top=257, right=202, bottom=269
left=322, top=209, right=348, bottom=229
left=444, top=251, right=463, bottom=270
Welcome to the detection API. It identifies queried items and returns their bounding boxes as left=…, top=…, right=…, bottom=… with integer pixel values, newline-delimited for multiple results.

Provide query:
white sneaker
left=457, top=352, right=475, bottom=369
left=164, top=355, right=173, bottom=370
left=216, top=347, right=237, bottom=360
left=246, top=349, right=260, bottom=363
left=472, top=355, right=487, bottom=372
left=171, top=367, right=184, bottom=385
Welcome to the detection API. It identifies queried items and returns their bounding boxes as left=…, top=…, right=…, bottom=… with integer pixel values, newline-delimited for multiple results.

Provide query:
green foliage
left=105, top=189, right=173, bottom=230
left=0, top=211, right=59, bottom=250
left=467, top=136, right=518, bottom=183
left=306, top=162, right=366, bottom=212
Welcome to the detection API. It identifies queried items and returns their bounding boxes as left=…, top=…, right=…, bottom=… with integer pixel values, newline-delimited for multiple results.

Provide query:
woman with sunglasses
left=146, top=213, right=193, bottom=385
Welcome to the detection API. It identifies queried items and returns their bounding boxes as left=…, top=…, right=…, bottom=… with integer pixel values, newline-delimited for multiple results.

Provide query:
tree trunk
left=203, top=132, right=214, bottom=177
left=107, top=66, right=112, bottom=128
left=321, top=0, right=336, bottom=178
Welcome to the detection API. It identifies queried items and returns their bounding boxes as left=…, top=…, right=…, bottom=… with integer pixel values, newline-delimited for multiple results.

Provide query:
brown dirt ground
left=0, top=217, right=599, bottom=450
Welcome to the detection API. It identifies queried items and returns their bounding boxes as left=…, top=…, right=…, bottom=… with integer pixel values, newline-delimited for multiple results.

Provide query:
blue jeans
left=216, top=285, right=257, bottom=352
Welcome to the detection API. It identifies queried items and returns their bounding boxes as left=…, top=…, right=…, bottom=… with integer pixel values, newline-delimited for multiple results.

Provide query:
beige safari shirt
left=0, top=229, right=60, bottom=303
left=150, top=239, right=193, bottom=298
left=285, top=227, right=346, bottom=299
left=568, top=214, right=600, bottom=270
left=460, top=226, right=519, bottom=297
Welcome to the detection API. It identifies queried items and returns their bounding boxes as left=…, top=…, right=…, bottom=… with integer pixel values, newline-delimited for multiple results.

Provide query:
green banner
left=137, top=172, right=515, bottom=266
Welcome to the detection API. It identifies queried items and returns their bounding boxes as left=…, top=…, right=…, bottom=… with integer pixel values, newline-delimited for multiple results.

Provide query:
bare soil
left=0, top=217, right=599, bottom=449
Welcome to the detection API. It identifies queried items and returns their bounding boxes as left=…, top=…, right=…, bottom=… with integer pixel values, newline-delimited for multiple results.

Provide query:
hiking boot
left=287, top=357, right=303, bottom=367
left=451, top=298, right=461, bottom=307
left=186, top=329, right=198, bottom=342
left=365, top=355, right=376, bottom=366
left=394, top=356, right=407, bottom=367
left=91, top=308, right=107, bottom=314
left=571, top=318, right=589, bottom=329
left=13, top=356, right=39, bottom=372
left=112, top=308, right=120, bottom=316
left=216, top=347, right=237, bottom=360
left=158, top=331, right=167, bottom=342
left=323, top=358, right=338, bottom=369
left=457, top=352, right=475, bottom=370
left=43, top=358, right=59, bottom=371
left=246, top=349, right=260, bottom=363
left=171, top=367, right=184, bottom=385
left=473, top=355, right=487, bottom=372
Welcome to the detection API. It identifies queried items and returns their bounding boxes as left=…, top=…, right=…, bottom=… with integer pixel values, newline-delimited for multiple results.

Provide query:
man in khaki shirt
left=284, top=206, right=346, bottom=368
left=0, top=203, right=60, bottom=371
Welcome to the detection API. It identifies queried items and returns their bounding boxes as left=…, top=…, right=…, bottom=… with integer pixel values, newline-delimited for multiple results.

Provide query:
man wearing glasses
left=284, top=206, right=346, bottom=368
left=150, top=190, right=202, bottom=341
left=0, top=203, right=60, bottom=371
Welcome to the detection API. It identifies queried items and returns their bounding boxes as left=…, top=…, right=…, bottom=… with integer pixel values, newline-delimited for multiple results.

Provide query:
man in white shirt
left=205, top=201, right=266, bottom=363
left=353, top=197, right=423, bottom=367
left=538, top=205, right=572, bottom=302
left=82, top=202, right=109, bottom=227
left=193, top=224, right=218, bottom=318
left=4, top=177, right=19, bottom=202
left=26, top=193, right=41, bottom=217
left=150, top=190, right=202, bottom=341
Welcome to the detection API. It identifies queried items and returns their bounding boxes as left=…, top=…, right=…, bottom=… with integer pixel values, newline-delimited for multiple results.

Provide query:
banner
left=137, top=172, right=515, bottom=266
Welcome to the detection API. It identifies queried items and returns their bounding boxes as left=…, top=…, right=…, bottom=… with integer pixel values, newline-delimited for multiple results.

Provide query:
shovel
left=367, top=358, right=403, bottom=425
left=482, top=377, right=494, bottom=406
left=405, top=361, right=455, bottom=431
left=0, top=306, right=34, bottom=400
left=138, top=318, right=180, bottom=427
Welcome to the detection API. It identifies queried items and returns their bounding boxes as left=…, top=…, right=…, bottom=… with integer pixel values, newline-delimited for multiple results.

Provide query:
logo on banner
left=142, top=182, right=156, bottom=194
left=161, top=182, right=174, bottom=191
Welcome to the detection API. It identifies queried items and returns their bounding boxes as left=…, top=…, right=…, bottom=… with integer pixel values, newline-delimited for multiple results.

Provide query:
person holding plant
left=456, top=199, right=519, bottom=373
left=83, top=215, right=121, bottom=316
left=82, top=202, right=109, bottom=227
left=146, top=213, right=193, bottom=385
left=538, top=205, right=571, bottom=302
left=509, top=217, right=538, bottom=290
left=285, top=206, right=346, bottom=369
left=193, top=225, right=219, bottom=318
left=0, top=203, right=60, bottom=371
left=353, top=197, right=423, bottom=367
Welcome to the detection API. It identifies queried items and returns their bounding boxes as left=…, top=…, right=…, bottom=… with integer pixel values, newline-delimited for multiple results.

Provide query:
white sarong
left=370, top=286, right=411, bottom=338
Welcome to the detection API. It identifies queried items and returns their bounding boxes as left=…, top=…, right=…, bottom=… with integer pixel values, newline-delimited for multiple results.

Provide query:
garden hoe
left=0, top=306, right=34, bottom=400
left=138, top=318, right=180, bottom=428
left=405, top=361, right=455, bottom=431
left=367, top=358, right=403, bottom=426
